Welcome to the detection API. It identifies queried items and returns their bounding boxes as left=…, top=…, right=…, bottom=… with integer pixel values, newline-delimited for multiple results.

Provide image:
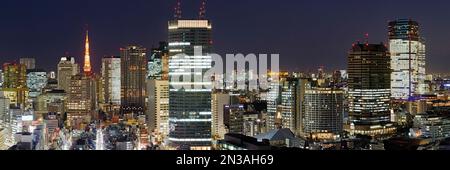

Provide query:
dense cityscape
left=1, top=1, right=450, bottom=151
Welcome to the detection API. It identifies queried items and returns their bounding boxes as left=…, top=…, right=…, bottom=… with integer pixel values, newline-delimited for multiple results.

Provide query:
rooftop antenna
left=174, top=0, right=182, bottom=19
left=199, top=0, right=207, bottom=19
left=364, top=33, right=369, bottom=46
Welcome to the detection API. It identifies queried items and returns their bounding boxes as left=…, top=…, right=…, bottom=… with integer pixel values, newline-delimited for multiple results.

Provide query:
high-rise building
left=280, top=77, right=307, bottom=135
left=147, top=79, right=169, bottom=138
left=120, top=46, right=148, bottom=115
left=211, top=92, right=230, bottom=139
left=0, top=93, right=10, bottom=124
left=66, top=74, right=95, bottom=127
left=148, top=42, right=169, bottom=80
left=101, top=56, right=121, bottom=112
left=346, top=43, right=396, bottom=137
left=266, top=72, right=289, bottom=131
left=83, top=30, right=92, bottom=76
left=19, top=58, right=36, bottom=70
left=26, top=69, right=48, bottom=98
left=303, top=88, right=344, bottom=135
left=168, top=19, right=213, bottom=150
left=389, top=19, right=427, bottom=100
left=0, top=69, right=3, bottom=88
left=2, top=63, right=28, bottom=108
left=57, top=56, right=79, bottom=92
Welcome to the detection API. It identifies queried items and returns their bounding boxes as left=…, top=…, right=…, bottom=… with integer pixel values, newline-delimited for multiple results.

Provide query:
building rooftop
left=255, top=128, right=295, bottom=142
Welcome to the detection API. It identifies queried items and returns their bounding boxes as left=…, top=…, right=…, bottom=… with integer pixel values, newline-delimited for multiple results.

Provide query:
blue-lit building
left=26, top=69, right=48, bottom=98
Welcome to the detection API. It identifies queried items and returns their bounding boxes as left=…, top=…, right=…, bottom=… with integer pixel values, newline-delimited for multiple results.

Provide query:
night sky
left=1, top=0, right=450, bottom=73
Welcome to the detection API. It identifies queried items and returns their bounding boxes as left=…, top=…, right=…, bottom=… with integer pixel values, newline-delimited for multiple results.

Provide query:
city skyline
left=2, top=0, right=450, bottom=73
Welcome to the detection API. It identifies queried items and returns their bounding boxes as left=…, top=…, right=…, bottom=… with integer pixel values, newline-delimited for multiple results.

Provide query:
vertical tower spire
left=84, top=29, right=92, bottom=75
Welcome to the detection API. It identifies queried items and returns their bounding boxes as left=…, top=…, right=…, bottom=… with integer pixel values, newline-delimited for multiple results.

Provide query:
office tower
left=148, top=42, right=169, bottom=80
left=120, top=46, right=148, bottom=115
left=303, top=88, right=344, bottom=135
left=389, top=19, right=426, bottom=100
left=212, top=93, right=230, bottom=139
left=147, top=79, right=169, bottom=138
left=0, top=93, right=10, bottom=124
left=0, top=69, right=3, bottom=87
left=101, top=56, right=121, bottom=112
left=168, top=19, right=213, bottom=150
left=83, top=30, right=92, bottom=76
left=280, top=77, right=306, bottom=134
left=266, top=72, right=289, bottom=131
left=2, top=63, right=28, bottom=108
left=346, top=43, right=395, bottom=137
left=57, top=56, right=79, bottom=92
left=66, top=74, right=95, bottom=128
left=19, top=58, right=36, bottom=70
left=26, top=69, right=48, bottom=98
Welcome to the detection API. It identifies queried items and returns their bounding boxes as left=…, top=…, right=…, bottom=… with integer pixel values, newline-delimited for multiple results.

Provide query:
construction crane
left=199, top=0, right=207, bottom=19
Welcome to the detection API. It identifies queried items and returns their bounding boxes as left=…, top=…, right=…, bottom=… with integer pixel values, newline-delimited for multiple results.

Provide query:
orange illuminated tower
left=83, top=30, right=92, bottom=75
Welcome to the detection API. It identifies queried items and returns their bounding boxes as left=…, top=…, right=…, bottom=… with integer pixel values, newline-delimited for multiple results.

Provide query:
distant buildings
left=389, top=19, right=427, bottom=100
left=19, top=58, right=35, bottom=70
left=168, top=19, right=213, bottom=150
left=346, top=43, right=395, bottom=137
left=120, top=46, right=148, bottom=116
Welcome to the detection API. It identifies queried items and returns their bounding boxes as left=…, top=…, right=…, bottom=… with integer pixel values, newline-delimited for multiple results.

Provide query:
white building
left=147, top=79, right=169, bottom=137
left=389, top=19, right=427, bottom=100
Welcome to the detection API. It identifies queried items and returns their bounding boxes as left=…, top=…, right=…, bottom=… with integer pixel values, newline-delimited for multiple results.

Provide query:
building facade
left=120, top=46, right=148, bottom=115
left=101, top=56, right=121, bottom=112
left=57, top=56, right=79, bottom=92
left=303, top=88, right=344, bottom=135
left=346, top=43, right=395, bottom=137
left=389, top=19, right=427, bottom=100
left=168, top=19, right=213, bottom=150
left=147, top=79, right=169, bottom=137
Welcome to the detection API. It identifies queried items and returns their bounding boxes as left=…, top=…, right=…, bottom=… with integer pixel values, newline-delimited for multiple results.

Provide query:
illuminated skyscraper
left=1, top=63, right=28, bottom=108
left=389, top=19, right=426, bottom=100
left=211, top=92, right=230, bottom=139
left=148, top=42, right=169, bottom=80
left=346, top=43, right=395, bottom=137
left=66, top=74, right=95, bottom=128
left=101, top=56, right=121, bottom=112
left=57, top=56, right=79, bottom=92
left=303, top=88, right=344, bottom=135
left=120, top=46, right=148, bottom=115
left=280, top=77, right=307, bottom=135
left=83, top=30, right=92, bottom=76
left=168, top=19, right=213, bottom=150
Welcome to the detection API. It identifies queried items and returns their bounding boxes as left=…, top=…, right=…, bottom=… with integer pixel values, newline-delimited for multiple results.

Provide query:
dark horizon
left=1, top=0, right=450, bottom=73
